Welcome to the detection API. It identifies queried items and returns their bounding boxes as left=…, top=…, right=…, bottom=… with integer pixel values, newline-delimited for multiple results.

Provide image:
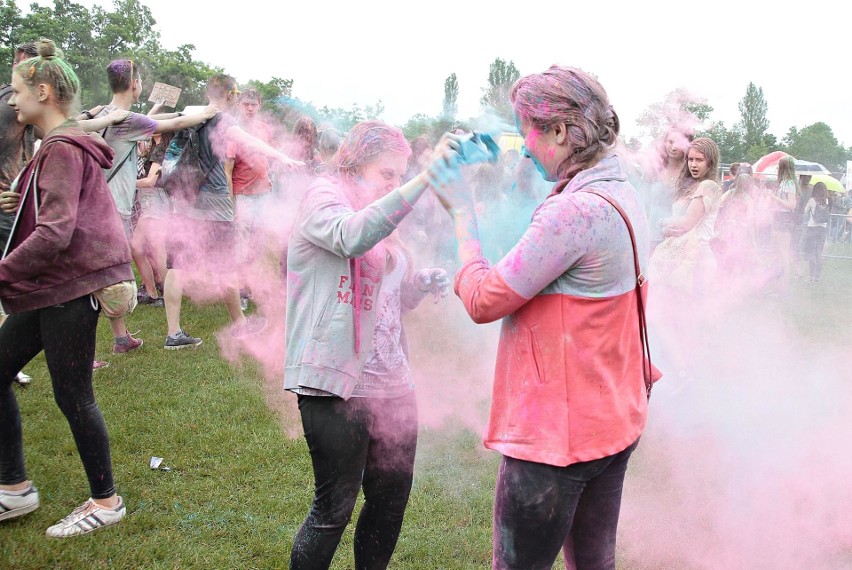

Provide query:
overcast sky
left=27, top=0, right=852, bottom=146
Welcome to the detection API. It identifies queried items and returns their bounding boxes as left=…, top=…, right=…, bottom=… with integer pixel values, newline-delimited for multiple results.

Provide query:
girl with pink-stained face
left=426, top=66, right=657, bottom=569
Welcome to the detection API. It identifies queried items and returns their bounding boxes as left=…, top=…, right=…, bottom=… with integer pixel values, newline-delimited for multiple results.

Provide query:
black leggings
left=0, top=295, right=116, bottom=499
left=290, top=392, right=418, bottom=570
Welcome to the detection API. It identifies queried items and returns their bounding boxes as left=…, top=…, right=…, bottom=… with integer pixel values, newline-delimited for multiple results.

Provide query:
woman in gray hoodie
left=285, top=121, right=453, bottom=570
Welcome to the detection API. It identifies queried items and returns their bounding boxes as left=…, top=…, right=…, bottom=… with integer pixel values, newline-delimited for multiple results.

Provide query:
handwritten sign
left=148, top=82, right=181, bottom=108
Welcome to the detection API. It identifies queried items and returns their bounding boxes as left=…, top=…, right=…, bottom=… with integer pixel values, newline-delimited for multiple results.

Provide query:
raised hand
left=413, top=267, right=451, bottom=303
left=423, top=133, right=471, bottom=214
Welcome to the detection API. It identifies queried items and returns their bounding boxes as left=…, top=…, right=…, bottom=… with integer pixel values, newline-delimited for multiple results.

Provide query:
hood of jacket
left=41, top=121, right=115, bottom=168
left=551, top=153, right=628, bottom=196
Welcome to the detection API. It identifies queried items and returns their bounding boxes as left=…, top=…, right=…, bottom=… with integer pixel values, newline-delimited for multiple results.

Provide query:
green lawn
left=1, top=247, right=850, bottom=569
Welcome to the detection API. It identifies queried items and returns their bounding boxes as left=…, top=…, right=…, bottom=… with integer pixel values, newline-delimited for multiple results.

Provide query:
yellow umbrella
left=806, top=174, right=845, bottom=193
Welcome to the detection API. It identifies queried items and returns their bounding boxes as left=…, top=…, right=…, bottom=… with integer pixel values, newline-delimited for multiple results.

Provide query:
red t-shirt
left=230, top=120, right=273, bottom=196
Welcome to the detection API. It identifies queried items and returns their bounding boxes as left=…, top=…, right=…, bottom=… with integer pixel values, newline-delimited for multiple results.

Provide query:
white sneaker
left=45, top=497, right=125, bottom=537
left=14, top=371, right=32, bottom=385
left=0, top=484, right=40, bottom=522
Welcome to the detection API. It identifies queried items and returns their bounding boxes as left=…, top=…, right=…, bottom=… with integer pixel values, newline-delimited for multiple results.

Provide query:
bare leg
left=220, top=271, right=246, bottom=327
left=131, top=219, right=158, bottom=296
left=164, top=269, right=183, bottom=336
left=108, top=316, right=128, bottom=338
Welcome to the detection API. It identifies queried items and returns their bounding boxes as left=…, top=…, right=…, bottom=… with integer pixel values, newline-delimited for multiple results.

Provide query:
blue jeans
left=493, top=439, right=640, bottom=570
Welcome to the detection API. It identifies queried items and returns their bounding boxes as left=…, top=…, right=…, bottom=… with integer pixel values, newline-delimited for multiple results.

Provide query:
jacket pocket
left=529, top=326, right=546, bottom=385
left=310, top=294, right=338, bottom=342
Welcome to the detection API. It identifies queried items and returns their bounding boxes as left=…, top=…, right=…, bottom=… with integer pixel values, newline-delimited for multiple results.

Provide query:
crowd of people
left=633, top=135, right=852, bottom=299
left=0, top=36, right=848, bottom=569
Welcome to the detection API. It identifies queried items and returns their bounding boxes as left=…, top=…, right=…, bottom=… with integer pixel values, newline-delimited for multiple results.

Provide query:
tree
left=0, top=0, right=23, bottom=72
left=782, top=122, right=851, bottom=173
left=401, top=114, right=461, bottom=142
left=244, top=76, right=294, bottom=119
left=0, top=0, right=292, bottom=118
left=442, top=72, right=458, bottom=120
left=315, top=101, right=385, bottom=132
left=635, top=88, right=711, bottom=142
left=402, top=113, right=435, bottom=140
left=144, top=43, right=220, bottom=109
left=737, top=82, right=771, bottom=162
left=480, top=57, right=519, bottom=122
left=700, top=121, right=744, bottom=165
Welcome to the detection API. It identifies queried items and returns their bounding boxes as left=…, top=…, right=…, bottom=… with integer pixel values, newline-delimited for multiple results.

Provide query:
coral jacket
left=455, top=155, right=659, bottom=466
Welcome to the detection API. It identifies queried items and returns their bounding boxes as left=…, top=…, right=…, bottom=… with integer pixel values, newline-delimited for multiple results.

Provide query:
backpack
left=812, top=202, right=830, bottom=224
left=155, top=120, right=212, bottom=205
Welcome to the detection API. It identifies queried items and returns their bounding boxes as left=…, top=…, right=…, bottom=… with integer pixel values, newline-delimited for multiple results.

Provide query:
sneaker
left=14, top=371, right=32, bottom=385
left=0, top=484, right=40, bottom=522
left=164, top=330, right=203, bottom=350
left=240, top=296, right=249, bottom=312
left=136, top=284, right=148, bottom=303
left=138, top=291, right=166, bottom=307
left=45, top=497, right=125, bottom=538
left=113, top=333, right=143, bottom=354
left=93, top=360, right=110, bottom=370
left=231, top=315, right=267, bottom=338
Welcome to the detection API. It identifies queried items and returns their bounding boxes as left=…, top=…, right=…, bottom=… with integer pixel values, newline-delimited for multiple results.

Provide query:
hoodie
left=284, top=176, right=420, bottom=399
left=0, top=121, right=133, bottom=313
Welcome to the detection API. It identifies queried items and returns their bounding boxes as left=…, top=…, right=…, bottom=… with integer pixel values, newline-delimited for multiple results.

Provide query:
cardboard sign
left=148, top=82, right=181, bottom=108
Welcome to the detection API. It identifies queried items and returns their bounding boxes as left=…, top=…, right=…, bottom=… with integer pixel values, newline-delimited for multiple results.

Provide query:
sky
left=26, top=0, right=852, bottom=146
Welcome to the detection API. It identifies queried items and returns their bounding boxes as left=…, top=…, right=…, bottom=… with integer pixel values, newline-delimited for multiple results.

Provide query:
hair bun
left=37, top=38, right=59, bottom=59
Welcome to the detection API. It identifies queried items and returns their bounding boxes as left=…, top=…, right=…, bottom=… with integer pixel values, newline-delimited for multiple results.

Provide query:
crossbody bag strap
left=579, top=189, right=654, bottom=399
left=3, top=162, right=41, bottom=260
left=106, top=145, right=135, bottom=184
left=98, top=124, right=136, bottom=184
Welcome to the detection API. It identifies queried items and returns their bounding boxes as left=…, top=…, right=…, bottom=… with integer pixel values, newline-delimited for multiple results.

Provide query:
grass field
left=1, top=244, right=850, bottom=569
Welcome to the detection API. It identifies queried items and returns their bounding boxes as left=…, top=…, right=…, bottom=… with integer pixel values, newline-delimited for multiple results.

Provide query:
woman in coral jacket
left=429, top=66, right=659, bottom=570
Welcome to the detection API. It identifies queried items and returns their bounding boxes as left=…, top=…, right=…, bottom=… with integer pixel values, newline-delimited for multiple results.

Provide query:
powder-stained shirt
left=230, top=120, right=273, bottom=196
left=191, top=113, right=237, bottom=222
left=96, top=105, right=157, bottom=217
left=353, top=256, right=415, bottom=398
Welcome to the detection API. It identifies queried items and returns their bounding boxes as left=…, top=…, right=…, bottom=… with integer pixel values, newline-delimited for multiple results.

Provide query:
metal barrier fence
left=752, top=213, right=852, bottom=260
left=825, top=213, right=852, bottom=260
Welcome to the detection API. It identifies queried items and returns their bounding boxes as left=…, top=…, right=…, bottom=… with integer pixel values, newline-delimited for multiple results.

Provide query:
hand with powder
left=423, top=133, right=472, bottom=215
left=413, top=268, right=451, bottom=303
left=105, top=108, right=131, bottom=125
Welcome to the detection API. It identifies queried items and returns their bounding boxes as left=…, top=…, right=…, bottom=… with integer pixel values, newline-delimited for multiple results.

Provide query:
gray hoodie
left=285, top=176, right=424, bottom=399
